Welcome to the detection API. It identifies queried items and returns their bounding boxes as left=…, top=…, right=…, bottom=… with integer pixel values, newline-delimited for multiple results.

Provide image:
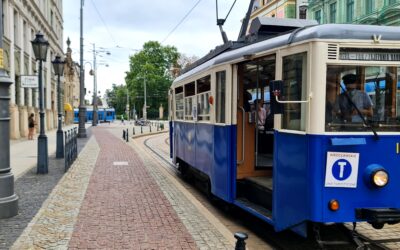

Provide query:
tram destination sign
left=340, top=48, right=400, bottom=61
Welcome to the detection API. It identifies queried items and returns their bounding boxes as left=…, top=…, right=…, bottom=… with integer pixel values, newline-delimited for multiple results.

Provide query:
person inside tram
left=255, top=99, right=267, bottom=131
left=325, top=83, right=337, bottom=123
left=243, top=90, right=252, bottom=112
left=335, top=73, right=373, bottom=123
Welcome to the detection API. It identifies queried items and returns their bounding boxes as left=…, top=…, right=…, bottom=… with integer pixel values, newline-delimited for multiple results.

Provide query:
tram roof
left=173, top=23, right=400, bottom=86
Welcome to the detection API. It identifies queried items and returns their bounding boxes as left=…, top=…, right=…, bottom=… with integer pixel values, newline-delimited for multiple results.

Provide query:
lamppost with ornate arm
left=31, top=32, right=50, bottom=174
left=52, top=55, right=65, bottom=158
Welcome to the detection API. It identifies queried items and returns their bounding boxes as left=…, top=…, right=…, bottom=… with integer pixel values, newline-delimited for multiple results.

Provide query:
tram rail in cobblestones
left=64, top=127, right=78, bottom=172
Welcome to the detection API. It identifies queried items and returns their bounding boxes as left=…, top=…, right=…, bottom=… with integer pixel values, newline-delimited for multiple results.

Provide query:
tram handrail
left=275, top=94, right=311, bottom=104
left=237, top=106, right=245, bottom=165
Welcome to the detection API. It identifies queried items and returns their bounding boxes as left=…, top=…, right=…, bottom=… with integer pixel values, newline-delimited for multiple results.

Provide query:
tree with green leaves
left=125, top=41, right=179, bottom=119
left=105, top=84, right=128, bottom=117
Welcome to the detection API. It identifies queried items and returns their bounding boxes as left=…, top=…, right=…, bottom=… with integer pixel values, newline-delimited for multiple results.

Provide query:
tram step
left=236, top=178, right=273, bottom=211
left=235, top=197, right=272, bottom=219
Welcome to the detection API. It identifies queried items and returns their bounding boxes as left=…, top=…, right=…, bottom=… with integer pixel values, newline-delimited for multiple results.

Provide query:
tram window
left=282, top=52, right=307, bottom=131
left=325, top=65, right=400, bottom=132
left=216, top=71, right=226, bottom=123
left=183, top=82, right=195, bottom=121
left=197, top=76, right=211, bottom=121
left=175, top=87, right=184, bottom=120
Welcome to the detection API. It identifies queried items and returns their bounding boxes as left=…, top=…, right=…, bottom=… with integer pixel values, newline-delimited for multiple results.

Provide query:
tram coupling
left=356, top=208, right=400, bottom=229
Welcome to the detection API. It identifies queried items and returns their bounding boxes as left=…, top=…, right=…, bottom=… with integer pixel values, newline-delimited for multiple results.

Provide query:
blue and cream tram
left=169, top=18, right=400, bottom=237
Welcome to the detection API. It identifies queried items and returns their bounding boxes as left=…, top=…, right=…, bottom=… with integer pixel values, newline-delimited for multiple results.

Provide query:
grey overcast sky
left=63, top=0, right=250, bottom=97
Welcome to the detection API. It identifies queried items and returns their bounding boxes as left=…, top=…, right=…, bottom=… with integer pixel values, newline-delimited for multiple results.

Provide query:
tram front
left=321, top=48, right=400, bottom=229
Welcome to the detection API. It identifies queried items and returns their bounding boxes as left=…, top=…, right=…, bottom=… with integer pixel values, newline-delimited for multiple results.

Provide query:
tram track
left=140, top=133, right=399, bottom=250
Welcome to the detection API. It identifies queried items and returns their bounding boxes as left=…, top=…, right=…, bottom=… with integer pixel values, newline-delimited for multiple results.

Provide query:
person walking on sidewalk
left=28, top=113, right=36, bottom=140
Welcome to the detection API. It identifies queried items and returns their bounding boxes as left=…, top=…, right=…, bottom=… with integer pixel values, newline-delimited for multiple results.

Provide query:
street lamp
left=0, top=0, right=18, bottom=218
left=52, top=55, right=65, bottom=158
left=31, top=32, right=50, bottom=174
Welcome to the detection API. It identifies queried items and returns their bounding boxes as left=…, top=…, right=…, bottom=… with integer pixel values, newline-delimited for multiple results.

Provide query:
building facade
left=63, top=38, right=80, bottom=124
left=2, top=0, right=64, bottom=139
left=251, top=0, right=297, bottom=20
left=308, top=0, right=400, bottom=25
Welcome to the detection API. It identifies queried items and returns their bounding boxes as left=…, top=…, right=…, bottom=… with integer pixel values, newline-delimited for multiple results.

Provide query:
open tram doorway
left=235, top=55, right=276, bottom=213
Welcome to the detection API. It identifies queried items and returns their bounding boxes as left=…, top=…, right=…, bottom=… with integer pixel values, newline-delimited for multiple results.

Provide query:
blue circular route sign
left=332, top=159, right=352, bottom=181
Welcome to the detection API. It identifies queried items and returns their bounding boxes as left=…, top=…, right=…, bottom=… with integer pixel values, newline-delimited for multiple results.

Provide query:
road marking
left=113, top=161, right=128, bottom=166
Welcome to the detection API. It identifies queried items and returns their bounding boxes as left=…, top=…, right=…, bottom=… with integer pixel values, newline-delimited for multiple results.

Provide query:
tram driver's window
left=282, top=52, right=307, bottom=131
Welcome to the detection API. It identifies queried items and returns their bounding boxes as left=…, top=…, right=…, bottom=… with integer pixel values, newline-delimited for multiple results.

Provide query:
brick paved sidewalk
left=69, top=129, right=197, bottom=249
left=9, top=126, right=233, bottom=249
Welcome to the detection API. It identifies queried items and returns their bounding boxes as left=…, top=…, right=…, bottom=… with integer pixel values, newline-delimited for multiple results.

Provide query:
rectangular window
left=282, top=52, right=308, bottom=131
left=184, top=82, right=195, bottom=120
left=346, top=0, right=354, bottom=22
left=14, top=10, right=18, bottom=45
left=325, top=65, right=400, bottom=132
left=175, top=87, right=184, bottom=120
left=330, top=3, right=336, bottom=23
left=315, top=10, right=321, bottom=24
left=197, top=76, right=211, bottom=121
left=366, top=0, right=374, bottom=14
left=216, top=71, right=226, bottom=123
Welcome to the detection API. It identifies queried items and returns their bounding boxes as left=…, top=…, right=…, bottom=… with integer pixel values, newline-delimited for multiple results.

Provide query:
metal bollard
left=141, top=126, right=143, bottom=134
left=133, top=127, right=135, bottom=135
left=126, top=129, right=129, bottom=142
left=234, top=232, right=248, bottom=250
left=122, top=129, right=126, bottom=140
left=150, top=125, right=152, bottom=133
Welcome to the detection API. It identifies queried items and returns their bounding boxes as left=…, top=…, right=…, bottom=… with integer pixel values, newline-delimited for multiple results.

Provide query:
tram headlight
left=364, top=164, right=389, bottom=189
left=371, top=170, right=389, bottom=188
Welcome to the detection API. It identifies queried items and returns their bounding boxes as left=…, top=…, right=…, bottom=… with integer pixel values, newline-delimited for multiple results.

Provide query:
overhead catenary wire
left=161, top=0, right=203, bottom=43
left=89, top=0, right=118, bottom=46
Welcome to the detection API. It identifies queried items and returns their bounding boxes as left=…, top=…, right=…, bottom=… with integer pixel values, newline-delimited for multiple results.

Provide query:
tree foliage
left=125, top=41, right=179, bottom=119
left=105, top=84, right=128, bottom=116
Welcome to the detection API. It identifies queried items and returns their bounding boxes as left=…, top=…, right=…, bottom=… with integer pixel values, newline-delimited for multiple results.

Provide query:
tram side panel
left=212, top=125, right=236, bottom=202
left=172, top=121, right=234, bottom=202
left=273, top=131, right=309, bottom=233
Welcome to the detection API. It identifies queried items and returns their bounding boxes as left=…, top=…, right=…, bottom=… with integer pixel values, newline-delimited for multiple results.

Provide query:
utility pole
left=143, top=77, right=147, bottom=120
left=92, top=43, right=98, bottom=126
left=78, top=0, right=86, bottom=137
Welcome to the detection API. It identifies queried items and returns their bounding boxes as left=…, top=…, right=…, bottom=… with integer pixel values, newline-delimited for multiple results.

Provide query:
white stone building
left=2, top=0, right=63, bottom=139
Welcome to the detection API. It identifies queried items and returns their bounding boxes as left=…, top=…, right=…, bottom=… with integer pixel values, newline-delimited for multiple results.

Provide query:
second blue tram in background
left=73, top=108, right=115, bottom=123
left=169, top=17, right=400, bottom=239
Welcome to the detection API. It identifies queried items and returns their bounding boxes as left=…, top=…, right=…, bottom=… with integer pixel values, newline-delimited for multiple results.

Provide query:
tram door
left=236, top=56, right=276, bottom=179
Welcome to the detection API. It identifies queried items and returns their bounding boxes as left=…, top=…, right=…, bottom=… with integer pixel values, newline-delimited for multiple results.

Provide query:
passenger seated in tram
left=335, top=74, right=373, bottom=123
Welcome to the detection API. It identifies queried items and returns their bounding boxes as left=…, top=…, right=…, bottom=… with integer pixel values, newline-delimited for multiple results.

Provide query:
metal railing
left=64, top=127, right=78, bottom=172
